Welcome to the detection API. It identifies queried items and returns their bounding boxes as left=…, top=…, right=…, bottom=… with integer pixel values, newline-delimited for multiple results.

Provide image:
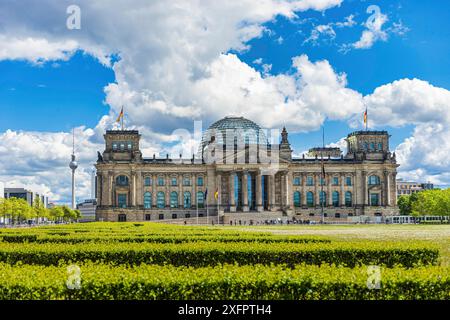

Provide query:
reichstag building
left=95, top=116, right=399, bottom=222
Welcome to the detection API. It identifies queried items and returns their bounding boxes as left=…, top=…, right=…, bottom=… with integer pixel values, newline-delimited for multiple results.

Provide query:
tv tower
left=69, top=128, right=78, bottom=209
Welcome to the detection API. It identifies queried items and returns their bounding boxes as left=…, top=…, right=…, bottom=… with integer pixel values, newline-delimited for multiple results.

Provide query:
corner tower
left=345, top=131, right=392, bottom=161
left=101, top=130, right=142, bottom=163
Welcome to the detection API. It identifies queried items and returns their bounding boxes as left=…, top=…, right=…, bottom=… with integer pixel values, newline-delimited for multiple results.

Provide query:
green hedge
left=0, top=242, right=439, bottom=268
left=0, top=263, right=448, bottom=300
left=1, top=235, right=38, bottom=243
left=14, top=235, right=331, bottom=244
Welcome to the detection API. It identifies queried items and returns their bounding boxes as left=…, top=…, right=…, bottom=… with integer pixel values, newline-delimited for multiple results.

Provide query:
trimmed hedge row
left=0, top=242, right=439, bottom=268
left=0, top=263, right=448, bottom=300
left=1, top=234, right=331, bottom=244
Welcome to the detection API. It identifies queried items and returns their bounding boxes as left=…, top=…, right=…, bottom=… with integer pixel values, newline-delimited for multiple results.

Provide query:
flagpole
left=121, top=106, right=124, bottom=131
left=321, top=126, right=325, bottom=224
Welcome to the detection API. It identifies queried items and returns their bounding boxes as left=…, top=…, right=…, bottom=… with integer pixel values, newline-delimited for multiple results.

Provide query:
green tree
left=397, top=195, right=411, bottom=215
left=411, top=189, right=450, bottom=216
left=49, top=206, right=64, bottom=222
left=33, top=198, right=49, bottom=224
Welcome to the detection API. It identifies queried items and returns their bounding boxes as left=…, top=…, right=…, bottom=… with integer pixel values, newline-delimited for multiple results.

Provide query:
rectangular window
left=183, top=178, right=191, bottom=186
left=370, top=193, right=380, bottom=206
left=144, top=177, right=152, bottom=187
left=320, top=178, right=325, bottom=186
left=197, top=177, right=204, bottom=186
left=158, top=214, right=164, bottom=220
left=345, top=177, right=352, bottom=186
left=332, top=177, right=339, bottom=186
left=306, top=176, right=314, bottom=186
left=118, top=194, right=127, bottom=208
left=185, top=213, right=191, bottom=218
left=127, top=142, right=132, bottom=150
left=112, top=143, right=118, bottom=151
left=172, top=213, right=177, bottom=219
left=293, top=177, right=301, bottom=186
left=145, top=214, right=151, bottom=221
left=158, top=177, right=165, bottom=186
left=171, top=178, right=178, bottom=186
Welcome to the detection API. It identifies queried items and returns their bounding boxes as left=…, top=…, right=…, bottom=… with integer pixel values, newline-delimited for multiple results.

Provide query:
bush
left=1, top=235, right=38, bottom=243
left=0, top=263, right=448, bottom=300
left=0, top=242, right=439, bottom=268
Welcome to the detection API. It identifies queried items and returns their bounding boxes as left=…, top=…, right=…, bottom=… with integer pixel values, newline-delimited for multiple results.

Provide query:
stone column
left=301, top=173, right=306, bottom=207
left=192, top=174, right=196, bottom=207
left=286, top=171, right=293, bottom=209
left=242, top=171, right=249, bottom=212
left=152, top=173, right=157, bottom=208
left=314, top=173, right=319, bottom=206
left=340, top=173, right=345, bottom=207
left=327, top=173, right=332, bottom=207
left=165, top=174, right=170, bottom=207
left=229, top=172, right=236, bottom=212
left=384, top=170, right=389, bottom=207
left=108, top=171, right=114, bottom=206
left=256, top=171, right=263, bottom=212
left=362, top=171, right=368, bottom=206
left=177, top=174, right=182, bottom=208
left=280, top=173, right=286, bottom=208
left=132, top=172, right=137, bottom=207
left=206, top=167, right=216, bottom=210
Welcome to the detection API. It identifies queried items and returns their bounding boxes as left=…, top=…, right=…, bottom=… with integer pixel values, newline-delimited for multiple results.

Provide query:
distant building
left=396, top=179, right=434, bottom=196
left=76, top=199, right=97, bottom=221
left=0, top=182, right=4, bottom=199
left=4, top=188, right=49, bottom=208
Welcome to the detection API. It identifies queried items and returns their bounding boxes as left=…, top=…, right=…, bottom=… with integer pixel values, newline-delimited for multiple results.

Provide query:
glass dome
left=201, top=116, right=268, bottom=149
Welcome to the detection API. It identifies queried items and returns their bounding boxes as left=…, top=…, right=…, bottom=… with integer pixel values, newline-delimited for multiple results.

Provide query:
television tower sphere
left=69, top=155, right=78, bottom=170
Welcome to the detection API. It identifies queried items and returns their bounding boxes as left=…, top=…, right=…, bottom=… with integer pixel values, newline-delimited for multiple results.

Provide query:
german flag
left=116, top=106, right=124, bottom=123
left=363, top=108, right=367, bottom=125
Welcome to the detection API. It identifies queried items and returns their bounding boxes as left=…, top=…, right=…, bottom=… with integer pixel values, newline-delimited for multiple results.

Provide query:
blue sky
left=0, top=0, right=449, bottom=201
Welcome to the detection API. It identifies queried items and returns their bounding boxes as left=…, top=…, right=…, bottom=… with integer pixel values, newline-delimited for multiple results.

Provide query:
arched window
left=197, top=191, right=204, bottom=208
left=157, top=192, right=165, bottom=208
left=184, top=192, right=191, bottom=208
left=144, top=177, right=152, bottom=187
left=293, top=191, right=301, bottom=207
left=197, top=177, right=204, bottom=186
left=332, top=191, right=339, bottom=207
left=170, top=191, right=178, bottom=208
left=368, top=175, right=380, bottom=185
left=345, top=191, right=352, bottom=207
left=144, top=192, right=152, bottom=209
left=320, top=191, right=326, bottom=206
left=116, top=175, right=129, bottom=186
left=307, top=192, right=314, bottom=207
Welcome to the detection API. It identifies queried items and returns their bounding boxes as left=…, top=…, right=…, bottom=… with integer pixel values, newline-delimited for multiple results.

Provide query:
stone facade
left=95, top=117, right=399, bottom=222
